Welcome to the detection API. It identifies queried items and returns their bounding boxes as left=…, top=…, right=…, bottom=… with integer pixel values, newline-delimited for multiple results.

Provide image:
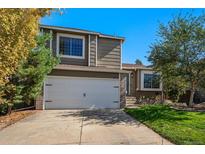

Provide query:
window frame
left=56, top=33, right=85, bottom=59
left=140, top=70, right=162, bottom=91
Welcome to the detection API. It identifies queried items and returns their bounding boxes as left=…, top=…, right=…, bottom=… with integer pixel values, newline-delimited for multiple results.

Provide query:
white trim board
left=88, top=34, right=91, bottom=66
left=56, top=33, right=85, bottom=59
left=118, top=73, right=121, bottom=104
left=43, top=81, right=46, bottom=110
left=95, top=35, right=98, bottom=66
left=120, top=40, right=122, bottom=69
left=47, top=75, right=119, bottom=81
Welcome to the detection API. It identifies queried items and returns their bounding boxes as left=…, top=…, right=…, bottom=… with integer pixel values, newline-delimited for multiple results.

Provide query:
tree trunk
left=188, top=89, right=195, bottom=107
left=161, top=90, right=165, bottom=103
left=7, top=105, right=12, bottom=115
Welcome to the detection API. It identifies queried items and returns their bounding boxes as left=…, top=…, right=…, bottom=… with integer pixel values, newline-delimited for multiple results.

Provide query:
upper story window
left=141, top=71, right=162, bottom=91
left=57, top=33, right=85, bottom=59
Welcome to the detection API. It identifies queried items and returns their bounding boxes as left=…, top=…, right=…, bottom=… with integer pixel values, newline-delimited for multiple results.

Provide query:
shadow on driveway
left=57, top=109, right=141, bottom=126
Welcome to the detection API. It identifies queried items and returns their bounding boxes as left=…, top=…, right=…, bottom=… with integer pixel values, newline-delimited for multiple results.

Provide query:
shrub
left=0, top=103, right=8, bottom=115
left=0, top=33, right=59, bottom=113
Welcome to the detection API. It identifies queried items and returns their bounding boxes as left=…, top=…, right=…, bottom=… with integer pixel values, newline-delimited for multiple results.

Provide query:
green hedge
left=0, top=103, right=9, bottom=115
left=12, top=102, right=29, bottom=110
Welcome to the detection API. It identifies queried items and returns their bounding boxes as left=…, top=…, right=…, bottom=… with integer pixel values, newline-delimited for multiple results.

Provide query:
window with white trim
left=58, top=34, right=84, bottom=58
left=144, top=74, right=160, bottom=89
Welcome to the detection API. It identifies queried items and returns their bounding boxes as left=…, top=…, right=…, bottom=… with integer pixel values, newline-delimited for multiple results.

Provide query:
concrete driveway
left=0, top=110, right=172, bottom=145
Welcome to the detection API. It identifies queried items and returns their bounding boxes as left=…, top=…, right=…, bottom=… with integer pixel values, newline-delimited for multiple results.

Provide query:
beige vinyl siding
left=123, top=69, right=138, bottom=96
left=97, top=38, right=121, bottom=69
left=90, top=35, right=97, bottom=66
left=42, top=28, right=89, bottom=66
left=42, top=27, right=122, bottom=69
left=130, top=70, right=137, bottom=96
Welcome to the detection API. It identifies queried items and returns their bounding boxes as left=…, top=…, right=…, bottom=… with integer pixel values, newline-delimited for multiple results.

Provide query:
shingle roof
left=122, top=63, right=152, bottom=70
left=40, top=24, right=125, bottom=41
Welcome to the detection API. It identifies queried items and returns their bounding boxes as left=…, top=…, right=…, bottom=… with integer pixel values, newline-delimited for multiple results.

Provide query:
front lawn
left=124, top=104, right=205, bottom=145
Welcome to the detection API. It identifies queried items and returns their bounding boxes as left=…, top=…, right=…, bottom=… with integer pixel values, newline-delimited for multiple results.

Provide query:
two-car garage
left=44, top=76, right=120, bottom=109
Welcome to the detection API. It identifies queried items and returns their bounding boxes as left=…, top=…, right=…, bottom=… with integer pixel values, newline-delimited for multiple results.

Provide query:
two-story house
left=36, top=25, right=129, bottom=110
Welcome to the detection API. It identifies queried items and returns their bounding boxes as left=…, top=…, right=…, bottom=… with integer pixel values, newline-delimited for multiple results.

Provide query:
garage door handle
left=45, top=84, right=52, bottom=86
left=113, top=101, right=119, bottom=103
left=45, top=100, right=52, bottom=102
left=113, top=86, right=119, bottom=88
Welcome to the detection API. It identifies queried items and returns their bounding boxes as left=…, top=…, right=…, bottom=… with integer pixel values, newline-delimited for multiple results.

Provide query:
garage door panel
left=45, top=101, right=82, bottom=109
left=44, top=76, right=120, bottom=109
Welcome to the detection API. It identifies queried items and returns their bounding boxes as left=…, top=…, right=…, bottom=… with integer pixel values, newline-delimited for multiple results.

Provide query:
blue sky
left=41, top=8, right=204, bottom=65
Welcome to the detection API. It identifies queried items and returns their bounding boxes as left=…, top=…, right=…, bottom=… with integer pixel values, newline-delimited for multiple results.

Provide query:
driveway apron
left=0, top=109, right=172, bottom=145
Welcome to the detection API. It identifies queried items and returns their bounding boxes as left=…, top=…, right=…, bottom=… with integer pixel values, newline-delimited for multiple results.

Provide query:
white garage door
left=44, top=76, right=120, bottom=109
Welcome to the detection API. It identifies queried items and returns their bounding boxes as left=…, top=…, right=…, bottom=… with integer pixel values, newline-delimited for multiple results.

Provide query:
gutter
left=54, top=65, right=130, bottom=74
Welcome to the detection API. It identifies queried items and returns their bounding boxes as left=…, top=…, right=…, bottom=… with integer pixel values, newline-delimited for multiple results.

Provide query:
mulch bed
left=170, top=103, right=205, bottom=112
left=128, top=102, right=205, bottom=112
left=0, top=110, right=37, bottom=130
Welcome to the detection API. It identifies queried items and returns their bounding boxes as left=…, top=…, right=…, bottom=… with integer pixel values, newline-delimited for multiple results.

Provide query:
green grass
left=124, top=104, right=205, bottom=145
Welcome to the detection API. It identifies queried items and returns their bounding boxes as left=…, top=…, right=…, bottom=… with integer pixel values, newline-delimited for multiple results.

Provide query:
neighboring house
left=122, top=63, right=162, bottom=99
left=36, top=25, right=129, bottom=110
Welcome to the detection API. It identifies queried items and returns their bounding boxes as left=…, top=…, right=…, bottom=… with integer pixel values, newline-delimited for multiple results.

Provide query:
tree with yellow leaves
left=0, top=9, right=51, bottom=86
